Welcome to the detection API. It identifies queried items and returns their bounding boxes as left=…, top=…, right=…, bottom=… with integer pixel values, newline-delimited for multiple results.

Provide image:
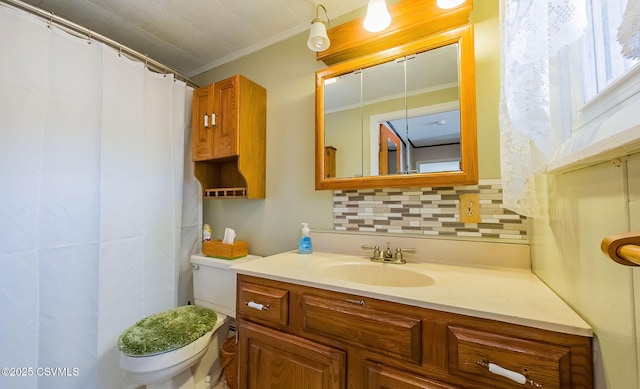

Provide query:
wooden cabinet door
left=213, top=76, right=239, bottom=158
left=324, top=146, right=336, bottom=178
left=192, top=84, right=214, bottom=161
left=238, top=320, right=346, bottom=389
left=379, top=123, right=402, bottom=175
left=366, top=361, right=461, bottom=389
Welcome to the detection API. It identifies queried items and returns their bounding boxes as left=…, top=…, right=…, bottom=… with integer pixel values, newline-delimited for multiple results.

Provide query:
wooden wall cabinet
left=192, top=74, right=266, bottom=199
left=236, top=275, right=593, bottom=389
left=324, top=146, right=336, bottom=178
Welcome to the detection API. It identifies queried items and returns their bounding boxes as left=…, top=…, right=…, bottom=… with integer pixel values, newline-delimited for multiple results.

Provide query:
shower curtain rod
left=1, top=0, right=200, bottom=89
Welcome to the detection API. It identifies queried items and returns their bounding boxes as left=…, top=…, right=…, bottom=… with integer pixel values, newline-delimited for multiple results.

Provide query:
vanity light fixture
left=364, top=0, right=392, bottom=32
left=436, top=0, right=465, bottom=9
left=307, top=4, right=330, bottom=52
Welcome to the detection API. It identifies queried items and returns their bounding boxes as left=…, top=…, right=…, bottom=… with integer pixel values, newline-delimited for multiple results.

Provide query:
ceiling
left=16, top=0, right=372, bottom=77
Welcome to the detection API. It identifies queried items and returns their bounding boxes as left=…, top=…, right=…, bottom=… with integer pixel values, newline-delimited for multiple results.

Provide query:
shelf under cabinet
left=204, top=187, right=248, bottom=198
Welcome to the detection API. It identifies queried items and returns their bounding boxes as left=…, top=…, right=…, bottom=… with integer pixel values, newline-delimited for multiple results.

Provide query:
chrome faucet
left=361, top=242, right=415, bottom=264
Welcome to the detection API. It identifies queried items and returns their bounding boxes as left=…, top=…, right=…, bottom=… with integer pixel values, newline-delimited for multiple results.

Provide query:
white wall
left=531, top=153, right=640, bottom=388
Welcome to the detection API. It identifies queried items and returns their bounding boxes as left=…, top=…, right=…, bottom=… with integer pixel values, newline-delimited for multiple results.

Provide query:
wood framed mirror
left=315, top=24, right=477, bottom=190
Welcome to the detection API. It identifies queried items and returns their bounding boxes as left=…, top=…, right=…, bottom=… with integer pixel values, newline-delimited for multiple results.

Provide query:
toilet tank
left=190, top=254, right=260, bottom=318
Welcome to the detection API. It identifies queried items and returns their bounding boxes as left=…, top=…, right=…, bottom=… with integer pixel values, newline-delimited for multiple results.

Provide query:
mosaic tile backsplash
left=333, top=179, right=528, bottom=241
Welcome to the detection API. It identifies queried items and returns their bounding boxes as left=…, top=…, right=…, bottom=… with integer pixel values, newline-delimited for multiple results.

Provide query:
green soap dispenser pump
left=298, top=223, right=313, bottom=254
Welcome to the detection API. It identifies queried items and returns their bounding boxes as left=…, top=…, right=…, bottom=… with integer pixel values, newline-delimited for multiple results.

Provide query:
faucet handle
left=394, top=247, right=416, bottom=263
left=362, top=245, right=381, bottom=260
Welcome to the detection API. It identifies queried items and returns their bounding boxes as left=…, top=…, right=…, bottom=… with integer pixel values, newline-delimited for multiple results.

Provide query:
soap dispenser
left=298, top=223, right=313, bottom=254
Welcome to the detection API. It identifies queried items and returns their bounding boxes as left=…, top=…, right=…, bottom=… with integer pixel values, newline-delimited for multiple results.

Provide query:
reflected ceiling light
left=307, top=4, right=330, bottom=52
left=428, top=120, right=446, bottom=125
left=324, top=76, right=339, bottom=85
left=437, top=0, right=465, bottom=9
left=363, top=0, right=391, bottom=32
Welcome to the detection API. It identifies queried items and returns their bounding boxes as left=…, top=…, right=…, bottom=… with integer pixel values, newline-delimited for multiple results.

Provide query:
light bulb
left=307, top=20, right=330, bottom=52
left=363, top=0, right=391, bottom=33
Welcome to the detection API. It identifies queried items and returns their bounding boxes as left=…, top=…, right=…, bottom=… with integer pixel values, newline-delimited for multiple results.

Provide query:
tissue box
left=203, top=240, right=248, bottom=259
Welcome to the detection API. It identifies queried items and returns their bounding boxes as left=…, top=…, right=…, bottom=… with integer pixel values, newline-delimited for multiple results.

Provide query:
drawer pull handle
left=246, top=301, right=270, bottom=311
left=476, top=359, right=542, bottom=387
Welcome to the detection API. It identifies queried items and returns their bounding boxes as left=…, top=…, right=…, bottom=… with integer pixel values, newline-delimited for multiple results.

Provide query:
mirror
left=315, top=25, right=477, bottom=190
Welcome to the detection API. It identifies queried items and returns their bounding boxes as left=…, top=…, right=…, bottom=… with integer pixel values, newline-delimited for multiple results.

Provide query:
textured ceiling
left=16, top=0, right=371, bottom=76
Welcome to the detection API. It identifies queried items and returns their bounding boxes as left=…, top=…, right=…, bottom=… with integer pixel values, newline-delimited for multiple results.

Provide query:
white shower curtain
left=0, top=5, right=200, bottom=389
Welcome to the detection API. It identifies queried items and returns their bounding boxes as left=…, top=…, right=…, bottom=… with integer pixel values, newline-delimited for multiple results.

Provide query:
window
left=549, top=0, right=640, bottom=170
left=418, top=160, right=460, bottom=173
left=581, top=0, right=639, bottom=102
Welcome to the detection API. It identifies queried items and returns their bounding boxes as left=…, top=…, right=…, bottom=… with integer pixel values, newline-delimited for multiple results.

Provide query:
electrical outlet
left=459, top=194, right=480, bottom=223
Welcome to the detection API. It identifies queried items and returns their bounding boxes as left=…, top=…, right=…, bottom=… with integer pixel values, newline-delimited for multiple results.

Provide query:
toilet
left=118, top=254, right=259, bottom=389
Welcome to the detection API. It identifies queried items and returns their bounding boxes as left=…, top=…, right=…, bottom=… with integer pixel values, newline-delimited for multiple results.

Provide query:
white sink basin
left=314, top=261, right=434, bottom=287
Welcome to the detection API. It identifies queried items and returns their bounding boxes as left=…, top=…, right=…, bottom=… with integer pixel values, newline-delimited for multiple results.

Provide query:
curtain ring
left=47, top=12, right=53, bottom=29
left=87, top=29, right=92, bottom=45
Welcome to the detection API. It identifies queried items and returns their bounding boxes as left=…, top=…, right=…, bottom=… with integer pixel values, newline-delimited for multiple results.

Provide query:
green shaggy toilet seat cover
left=118, top=305, right=217, bottom=356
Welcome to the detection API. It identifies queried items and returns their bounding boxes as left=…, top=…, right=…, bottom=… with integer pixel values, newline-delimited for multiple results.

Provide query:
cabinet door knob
left=204, top=113, right=209, bottom=128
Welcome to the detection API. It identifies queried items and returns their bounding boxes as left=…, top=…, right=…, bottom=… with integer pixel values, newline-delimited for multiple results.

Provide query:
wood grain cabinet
left=324, top=146, right=336, bottom=178
left=192, top=74, right=266, bottom=199
left=238, top=321, right=346, bottom=389
left=192, top=84, right=215, bottom=161
left=365, top=362, right=460, bottom=389
left=236, top=275, right=593, bottom=389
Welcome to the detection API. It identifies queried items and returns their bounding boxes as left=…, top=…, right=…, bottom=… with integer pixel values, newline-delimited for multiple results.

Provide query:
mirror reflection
left=323, top=43, right=461, bottom=179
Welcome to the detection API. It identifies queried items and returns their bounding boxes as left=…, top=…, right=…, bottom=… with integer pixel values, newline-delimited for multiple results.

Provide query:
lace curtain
left=499, top=0, right=586, bottom=217
left=619, top=0, right=640, bottom=59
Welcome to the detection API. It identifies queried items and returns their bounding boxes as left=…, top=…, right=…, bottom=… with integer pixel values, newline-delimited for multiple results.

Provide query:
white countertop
left=232, top=250, right=592, bottom=337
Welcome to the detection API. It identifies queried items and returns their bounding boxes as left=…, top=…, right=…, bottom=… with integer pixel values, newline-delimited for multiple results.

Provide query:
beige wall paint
left=631, top=155, right=640, bottom=387
left=193, top=1, right=501, bottom=256
left=531, top=153, right=640, bottom=388
left=470, top=2, right=501, bottom=179
left=325, top=107, right=364, bottom=177
left=193, top=33, right=335, bottom=256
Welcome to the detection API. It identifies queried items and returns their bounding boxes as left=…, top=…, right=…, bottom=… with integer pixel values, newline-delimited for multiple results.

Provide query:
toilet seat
left=120, top=313, right=227, bottom=385
left=119, top=305, right=218, bottom=357
left=118, top=254, right=259, bottom=388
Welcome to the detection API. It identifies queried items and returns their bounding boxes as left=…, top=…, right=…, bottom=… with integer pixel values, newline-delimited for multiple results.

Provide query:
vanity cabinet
left=192, top=74, right=266, bottom=198
left=239, top=321, right=346, bottom=389
left=236, top=275, right=592, bottom=389
left=365, top=362, right=460, bottom=389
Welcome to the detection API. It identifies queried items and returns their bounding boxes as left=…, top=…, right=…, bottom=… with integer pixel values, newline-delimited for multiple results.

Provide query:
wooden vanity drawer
left=300, top=294, right=422, bottom=364
left=237, top=280, right=289, bottom=326
left=448, top=325, right=571, bottom=388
